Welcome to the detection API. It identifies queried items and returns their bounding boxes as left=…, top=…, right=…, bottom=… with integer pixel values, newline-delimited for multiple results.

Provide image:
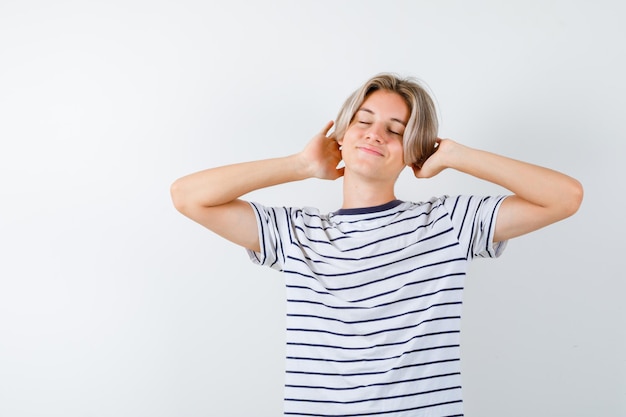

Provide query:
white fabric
left=247, top=195, right=507, bottom=417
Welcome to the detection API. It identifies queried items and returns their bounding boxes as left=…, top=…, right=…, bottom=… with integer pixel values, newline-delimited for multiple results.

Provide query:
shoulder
left=249, top=201, right=327, bottom=227
left=398, top=196, right=449, bottom=216
left=408, top=195, right=507, bottom=232
left=436, top=195, right=507, bottom=216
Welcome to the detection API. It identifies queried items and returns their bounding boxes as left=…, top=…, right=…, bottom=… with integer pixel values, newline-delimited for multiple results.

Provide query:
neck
left=341, top=173, right=397, bottom=209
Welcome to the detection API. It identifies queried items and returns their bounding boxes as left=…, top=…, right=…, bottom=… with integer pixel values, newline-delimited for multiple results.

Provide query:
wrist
left=288, top=153, right=315, bottom=180
left=438, top=139, right=469, bottom=171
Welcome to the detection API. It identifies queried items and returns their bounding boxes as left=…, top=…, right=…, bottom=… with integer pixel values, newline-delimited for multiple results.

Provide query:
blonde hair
left=333, top=73, right=439, bottom=168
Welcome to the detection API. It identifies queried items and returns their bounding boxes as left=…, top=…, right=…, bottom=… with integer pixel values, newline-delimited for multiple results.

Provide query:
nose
left=365, top=122, right=385, bottom=143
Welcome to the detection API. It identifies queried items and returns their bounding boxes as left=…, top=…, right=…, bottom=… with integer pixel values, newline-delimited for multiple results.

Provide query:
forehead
left=358, top=90, right=410, bottom=124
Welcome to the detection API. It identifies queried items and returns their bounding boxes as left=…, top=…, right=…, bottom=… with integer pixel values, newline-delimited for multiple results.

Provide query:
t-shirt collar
left=332, top=199, right=404, bottom=216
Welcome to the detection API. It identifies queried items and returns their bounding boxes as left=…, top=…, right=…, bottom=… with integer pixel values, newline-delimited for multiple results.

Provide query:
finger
left=321, top=120, right=334, bottom=136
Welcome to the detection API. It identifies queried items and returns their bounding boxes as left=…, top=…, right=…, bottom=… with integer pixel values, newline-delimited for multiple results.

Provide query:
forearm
left=171, top=154, right=310, bottom=210
left=443, top=141, right=583, bottom=217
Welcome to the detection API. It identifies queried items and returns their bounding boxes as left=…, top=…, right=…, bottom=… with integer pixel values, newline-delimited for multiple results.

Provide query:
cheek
left=390, top=140, right=405, bottom=158
left=339, top=128, right=356, bottom=145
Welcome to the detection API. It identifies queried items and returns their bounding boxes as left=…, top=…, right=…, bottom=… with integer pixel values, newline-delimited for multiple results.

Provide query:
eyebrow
left=357, top=107, right=407, bottom=126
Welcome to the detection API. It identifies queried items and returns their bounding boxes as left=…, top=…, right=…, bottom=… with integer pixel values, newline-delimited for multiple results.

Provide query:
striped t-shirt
left=247, top=195, right=507, bottom=417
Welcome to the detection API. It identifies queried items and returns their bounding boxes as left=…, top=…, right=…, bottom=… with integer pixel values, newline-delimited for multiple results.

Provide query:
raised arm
left=413, top=139, right=583, bottom=242
left=170, top=121, right=343, bottom=251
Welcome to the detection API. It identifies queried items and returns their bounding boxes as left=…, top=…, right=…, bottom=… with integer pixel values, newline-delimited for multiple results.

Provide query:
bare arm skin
left=412, top=139, right=584, bottom=242
left=170, top=121, right=343, bottom=252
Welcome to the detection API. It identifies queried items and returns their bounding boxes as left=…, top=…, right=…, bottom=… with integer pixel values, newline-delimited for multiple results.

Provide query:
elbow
left=170, top=179, right=189, bottom=214
left=561, top=178, right=584, bottom=219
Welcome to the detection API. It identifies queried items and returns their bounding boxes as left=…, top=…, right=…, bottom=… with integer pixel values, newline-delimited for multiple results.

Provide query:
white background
left=1, top=1, right=624, bottom=416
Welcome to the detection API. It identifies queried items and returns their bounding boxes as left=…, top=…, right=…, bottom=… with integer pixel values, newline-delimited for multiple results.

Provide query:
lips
left=357, top=146, right=384, bottom=157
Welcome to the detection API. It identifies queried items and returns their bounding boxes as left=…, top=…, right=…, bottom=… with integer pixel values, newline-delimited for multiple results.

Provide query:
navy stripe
left=249, top=203, right=267, bottom=264
left=286, top=245, right=463, bottom=281
left=286, top=385, right=462, bottom=405
left=284, top=400, right=463, bottom=417
left=448, top=195, right=459, bottom=221
left=285, top=400, right=463, bottom=417
left=286, top=358, right=460, bottom=377
left=299, top=201, right=446, bottom=239
left=268, top=208, right=283, bottom=269
left=456, top=197, right=471, bottom=243
left=283, top=255, right=465, bottom=293
left=286, top=271, right=464, bottom=300
left=487, top=196, right=505, bottom=254
left=286, top=371, right=461, bottom=391
left=287, top=316, right=460, bottom=338
left=287, top=287, right=464, bottom=311
left=294, top=212, right=448, bottom=252
left=287, top=344, right=459, bottom=364
left=287, top=301, right=462, bottom=326
left=450, top=197, right=471, bottom=239
left=292, top=221, right=453, bottom=264
left=286, top=330, right=460, bottom=351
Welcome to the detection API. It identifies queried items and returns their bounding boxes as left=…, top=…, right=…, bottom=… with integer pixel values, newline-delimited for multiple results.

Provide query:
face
left=338, top=89, right=409, bottom=182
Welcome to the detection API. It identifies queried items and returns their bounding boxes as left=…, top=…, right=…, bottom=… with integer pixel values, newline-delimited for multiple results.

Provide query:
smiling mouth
left=357, top=146, right=383, bottom=156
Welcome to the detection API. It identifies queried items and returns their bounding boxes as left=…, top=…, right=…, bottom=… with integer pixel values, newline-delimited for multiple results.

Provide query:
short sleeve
left=246, top=201, right=293, bottom=271
left=442, top=195, right=509, bottom=260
